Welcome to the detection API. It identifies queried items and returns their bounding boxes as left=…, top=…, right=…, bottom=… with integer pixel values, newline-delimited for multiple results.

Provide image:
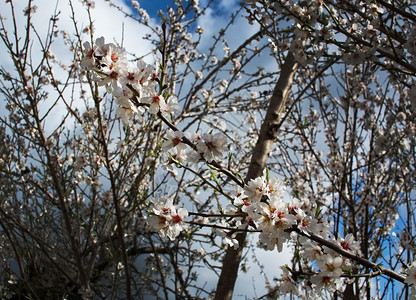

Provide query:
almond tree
left=217, top=1, right=416, bottom=299
left=0, top=0, right=415, bottom=299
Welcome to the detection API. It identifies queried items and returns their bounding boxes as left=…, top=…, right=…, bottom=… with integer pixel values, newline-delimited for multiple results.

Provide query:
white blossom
left=196, top=132, right=227, bottom=162
left=147, top=197, right=188, bottom=241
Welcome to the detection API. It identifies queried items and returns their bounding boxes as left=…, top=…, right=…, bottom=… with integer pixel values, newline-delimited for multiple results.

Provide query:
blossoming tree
left=0, top=0, right=416, bottom=299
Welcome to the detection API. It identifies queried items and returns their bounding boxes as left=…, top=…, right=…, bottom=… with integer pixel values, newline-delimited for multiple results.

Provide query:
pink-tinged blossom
left=337, top=233, right=360, bottom=254
left=93, top=36, right=107, bottom=54
left=149, top=197, right=174, bottom=218
left=267, top=176, right=286, bottom=199
left=186, top=148, right=201, bottom=165
left=81, top=41, right=97, bottom=69
left=244, top=176, right=267, bottom=202
left=368, top=3, right=384, bottom=18
left=142, top=94, right=167, bottom=114
left=216, top=222, right=239, bottom=249
left=279, top=266, right=298, bottom=294
left=147, top=213, right=169, bottom=231
left=136, top=59, right=154, bottom=84
left=162, top=147, right=187, bottom=174
left=96, top=50, right=128, bottom=92
left=82, top=37, right=135, bottom=94
left=116, top=105, right=138, bottom=125
left=133, top=60, right=157, bottom=96
left=147, top=197, right=188, bottom=241
left=168, top=208, right=189, bottom=240
left=256, top=202, right=275, bottom=233
left=187, top=131, right=201, bottom=143
left=302, top=242, right=324, bottom=261
left=101, top=44, right=126, bottom=69
left=244, top=173, right=286, bottom=203
left=310, top=272, right=339, bottom=292
left=162, top=95, right=180, bottom=115
left=255, top=186, right=296, bottom=234
left=162, top=130, right=186, bottom=151
left=273, top=206, right=297, bottom=230
left=308, top=218, right=332, bottom=238
left=114, top=88, right=144, bottom=124
left=232, top=188, right=255, bottom=215
left=97, top=66, right=123, bottom=93
left=316, top=254, right=343, bottom=278
left=258, top=230, right=290, bottom=252
left=297, top=213, right=312, bottom=233
left=81, top=37, right=107, bottom=69
left=119, top=67, right=143, bottom=90
left=196, top=132, right=227, bottom=162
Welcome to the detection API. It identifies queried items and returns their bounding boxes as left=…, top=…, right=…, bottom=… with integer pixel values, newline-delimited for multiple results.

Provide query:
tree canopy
left=0, top=0, right=415, bottom=299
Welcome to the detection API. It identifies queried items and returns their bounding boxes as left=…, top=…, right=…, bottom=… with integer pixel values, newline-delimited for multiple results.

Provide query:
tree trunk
left=214, top=53, right=298, bottom=299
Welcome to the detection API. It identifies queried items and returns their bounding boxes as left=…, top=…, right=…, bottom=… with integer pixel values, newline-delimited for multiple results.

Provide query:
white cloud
left=0, top=0, right=156, bottom=76
left=197, top=5, right=260, bottom=53
left=0, top=0, right=156, bottom=134
left=220, top=0, right=239, bottom=10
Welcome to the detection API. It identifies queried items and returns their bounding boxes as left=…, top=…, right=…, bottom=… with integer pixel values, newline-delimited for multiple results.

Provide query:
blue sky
left=130, top=0, right=175, bottom=16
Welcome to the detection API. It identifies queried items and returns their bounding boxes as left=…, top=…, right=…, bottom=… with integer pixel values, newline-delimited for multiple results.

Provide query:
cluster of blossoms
left=223, top=173, right=366, bottom=296
left=81, top=37, right=229, bottom=240
left=81, top=37, right=179, bottom=124
left=224, top=173, right=416, bottom=297
left=147, top=197, right=188, bottom=241
left=225, top=173, right=303, bottom=251
left=147, top=130, right=228, bottom=239
left=161, top=129, right=228, bottom=173
left=144, top=170, right=415, bottom=296
left=80, top=35, right=416, bottom=297
left=246, top=0, right=413, bottom=70
left=81, top=37, right=229, bottom=165
left=294, top=235, right=361, bottom=296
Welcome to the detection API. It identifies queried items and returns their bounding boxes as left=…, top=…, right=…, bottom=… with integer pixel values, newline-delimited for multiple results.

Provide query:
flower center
left=172, top=214, right=182, bottom=224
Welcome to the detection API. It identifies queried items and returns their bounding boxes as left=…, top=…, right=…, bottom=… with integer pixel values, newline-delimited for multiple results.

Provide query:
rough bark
left=214, top=53, right=298, bottom=300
